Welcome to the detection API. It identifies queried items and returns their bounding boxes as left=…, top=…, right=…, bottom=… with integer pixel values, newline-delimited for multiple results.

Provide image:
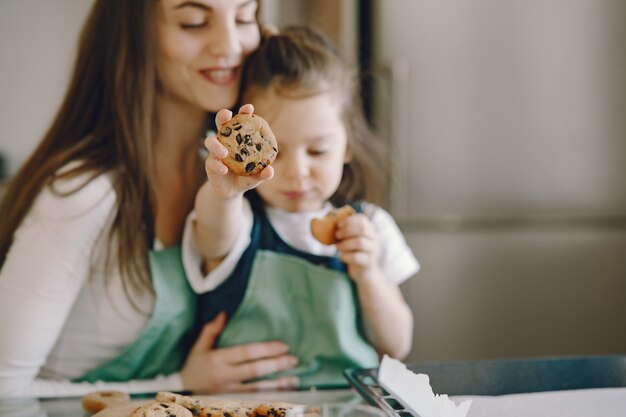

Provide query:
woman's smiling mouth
left=199, top=67, right=238, bottom=85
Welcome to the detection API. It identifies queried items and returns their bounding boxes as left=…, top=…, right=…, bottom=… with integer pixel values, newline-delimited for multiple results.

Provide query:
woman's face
left=156, top=0, right=261, bottom=112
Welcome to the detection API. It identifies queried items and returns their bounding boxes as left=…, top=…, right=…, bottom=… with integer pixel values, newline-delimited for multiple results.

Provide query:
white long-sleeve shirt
left=0, top=171, right=185, bottom=398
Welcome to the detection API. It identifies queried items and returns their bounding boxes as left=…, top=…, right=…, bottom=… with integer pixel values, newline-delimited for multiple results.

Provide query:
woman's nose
left=208, top=19, right=241, bottom=57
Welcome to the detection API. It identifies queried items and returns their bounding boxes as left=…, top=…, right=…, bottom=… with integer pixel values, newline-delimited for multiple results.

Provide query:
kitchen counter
left=2, top=387, right=626, bottom=417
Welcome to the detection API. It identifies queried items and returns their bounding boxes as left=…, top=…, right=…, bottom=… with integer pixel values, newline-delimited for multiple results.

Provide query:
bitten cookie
left=129, top=401, right=192, bottom=417
left=310, top=205, right=356, bottom=245
left=217, top=113, right=278, bottom=176
left=81, top=390, right=131, bottom=414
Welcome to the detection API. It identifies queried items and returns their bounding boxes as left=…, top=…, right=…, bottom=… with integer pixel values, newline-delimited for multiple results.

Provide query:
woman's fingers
left=226, top=354, right=299, bottom=383
left=220, top=341, right=291, bottom=364
left=203, top=341, right=297, bottom=387
left=191, top=312, right=226, bottom=354
left=184, top=317, right=299, bottom=392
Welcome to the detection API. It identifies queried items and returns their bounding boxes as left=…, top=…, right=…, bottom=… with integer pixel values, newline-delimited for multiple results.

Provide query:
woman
left=0, top=0, right=298, bottom=397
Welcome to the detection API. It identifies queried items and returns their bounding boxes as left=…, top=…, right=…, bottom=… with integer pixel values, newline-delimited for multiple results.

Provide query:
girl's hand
left=335, top=214, right=382, bottom=284
left=181, top=312, right=299, bottom=393
left=204, top=104, right=274, bottom=199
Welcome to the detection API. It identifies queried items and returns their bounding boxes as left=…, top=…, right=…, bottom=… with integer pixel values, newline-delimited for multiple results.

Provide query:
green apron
left=216, top=249, right=380, bottom=389
left=76, top=246, right=197, bottom=383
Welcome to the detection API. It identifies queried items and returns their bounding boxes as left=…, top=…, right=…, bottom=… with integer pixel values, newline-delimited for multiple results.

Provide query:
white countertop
left=455, top=387, right=626, bottom=417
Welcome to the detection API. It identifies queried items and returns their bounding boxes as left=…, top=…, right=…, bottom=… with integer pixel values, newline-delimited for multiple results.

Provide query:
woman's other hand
left=180, top=312, right=299, bottom=393
left=204, top=104, right=274, bottom=199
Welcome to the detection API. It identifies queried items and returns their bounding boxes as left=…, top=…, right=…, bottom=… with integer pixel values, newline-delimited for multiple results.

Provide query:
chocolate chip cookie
left=310, top=205, right=356, bottom=245
left=217, top=113, right=278, bottom=176
left=129, top=401, right=192, bottom=417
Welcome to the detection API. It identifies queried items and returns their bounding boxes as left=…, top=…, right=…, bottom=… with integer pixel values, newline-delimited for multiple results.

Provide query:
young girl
left=188, top=26, right=419, bottom=388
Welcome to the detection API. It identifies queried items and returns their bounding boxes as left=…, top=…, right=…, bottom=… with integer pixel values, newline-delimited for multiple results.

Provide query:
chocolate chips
left=216, top=113, right=277, bottom=176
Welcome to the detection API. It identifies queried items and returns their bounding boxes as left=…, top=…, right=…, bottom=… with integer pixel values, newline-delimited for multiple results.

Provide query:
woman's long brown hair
left=0, top=1, right=160, bottom=296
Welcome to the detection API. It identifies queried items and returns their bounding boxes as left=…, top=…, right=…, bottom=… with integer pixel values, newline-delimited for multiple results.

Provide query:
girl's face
left=156, top=0, right=260, bottom=112
left=251, top=88, right=351, bottom=212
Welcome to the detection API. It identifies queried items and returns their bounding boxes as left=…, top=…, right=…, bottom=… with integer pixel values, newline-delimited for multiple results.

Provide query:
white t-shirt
left=184, top=198, right=419, bottom=294
left=0, top=171, right=184, bottom=397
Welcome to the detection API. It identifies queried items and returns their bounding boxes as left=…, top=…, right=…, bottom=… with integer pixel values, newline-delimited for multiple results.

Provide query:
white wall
left=373, top=0, right=626, bottom=362
left=0, top=0, right=94, bottom=177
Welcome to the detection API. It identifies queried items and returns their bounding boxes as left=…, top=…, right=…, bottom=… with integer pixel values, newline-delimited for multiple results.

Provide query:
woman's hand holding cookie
left=334, top=214, right=382, bottom=284
left=204, top=104, right=276, bottom=198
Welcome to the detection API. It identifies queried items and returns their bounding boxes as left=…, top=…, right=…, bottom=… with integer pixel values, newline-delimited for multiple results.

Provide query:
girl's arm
left=193, top=182, right=246, bottom=272
left=193, top=105, right=273, bottom=272
left=335, top=210, right=417, bottom=359
left=353, top=272, right=414, bottom=359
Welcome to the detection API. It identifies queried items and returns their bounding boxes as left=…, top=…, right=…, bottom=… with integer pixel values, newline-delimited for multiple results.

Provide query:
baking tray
left=345, top=354, right=626, bottom=417
left=344, top=367, right=413, bottom=417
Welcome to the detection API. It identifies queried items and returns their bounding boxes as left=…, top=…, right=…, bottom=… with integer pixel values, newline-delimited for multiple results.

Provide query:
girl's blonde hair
left=240, top=25, right=389, bottom=207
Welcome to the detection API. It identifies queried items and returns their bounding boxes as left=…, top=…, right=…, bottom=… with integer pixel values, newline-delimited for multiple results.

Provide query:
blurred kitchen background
left=1, top=1, right=625, bottom=363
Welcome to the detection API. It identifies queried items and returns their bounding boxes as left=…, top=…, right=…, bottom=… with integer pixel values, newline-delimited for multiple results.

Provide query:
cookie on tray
left=310, top=205, right=356, bottom=245
left=156, top=392, right=254, bottom=417
left=129, top=401, right=192, bottom=417
left=155, top=392, right=202, bottom=411
left=81, top=390, right=131, bottom=414
left=217, top=113, right=278, bottom=176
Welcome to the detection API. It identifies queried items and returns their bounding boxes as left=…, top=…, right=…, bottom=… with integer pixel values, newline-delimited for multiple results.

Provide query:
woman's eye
left=236, top=17, right=257, bottom=25
left=180, top=22, right=206, bottom=29
left=237, top=3, right=257, bottom=25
